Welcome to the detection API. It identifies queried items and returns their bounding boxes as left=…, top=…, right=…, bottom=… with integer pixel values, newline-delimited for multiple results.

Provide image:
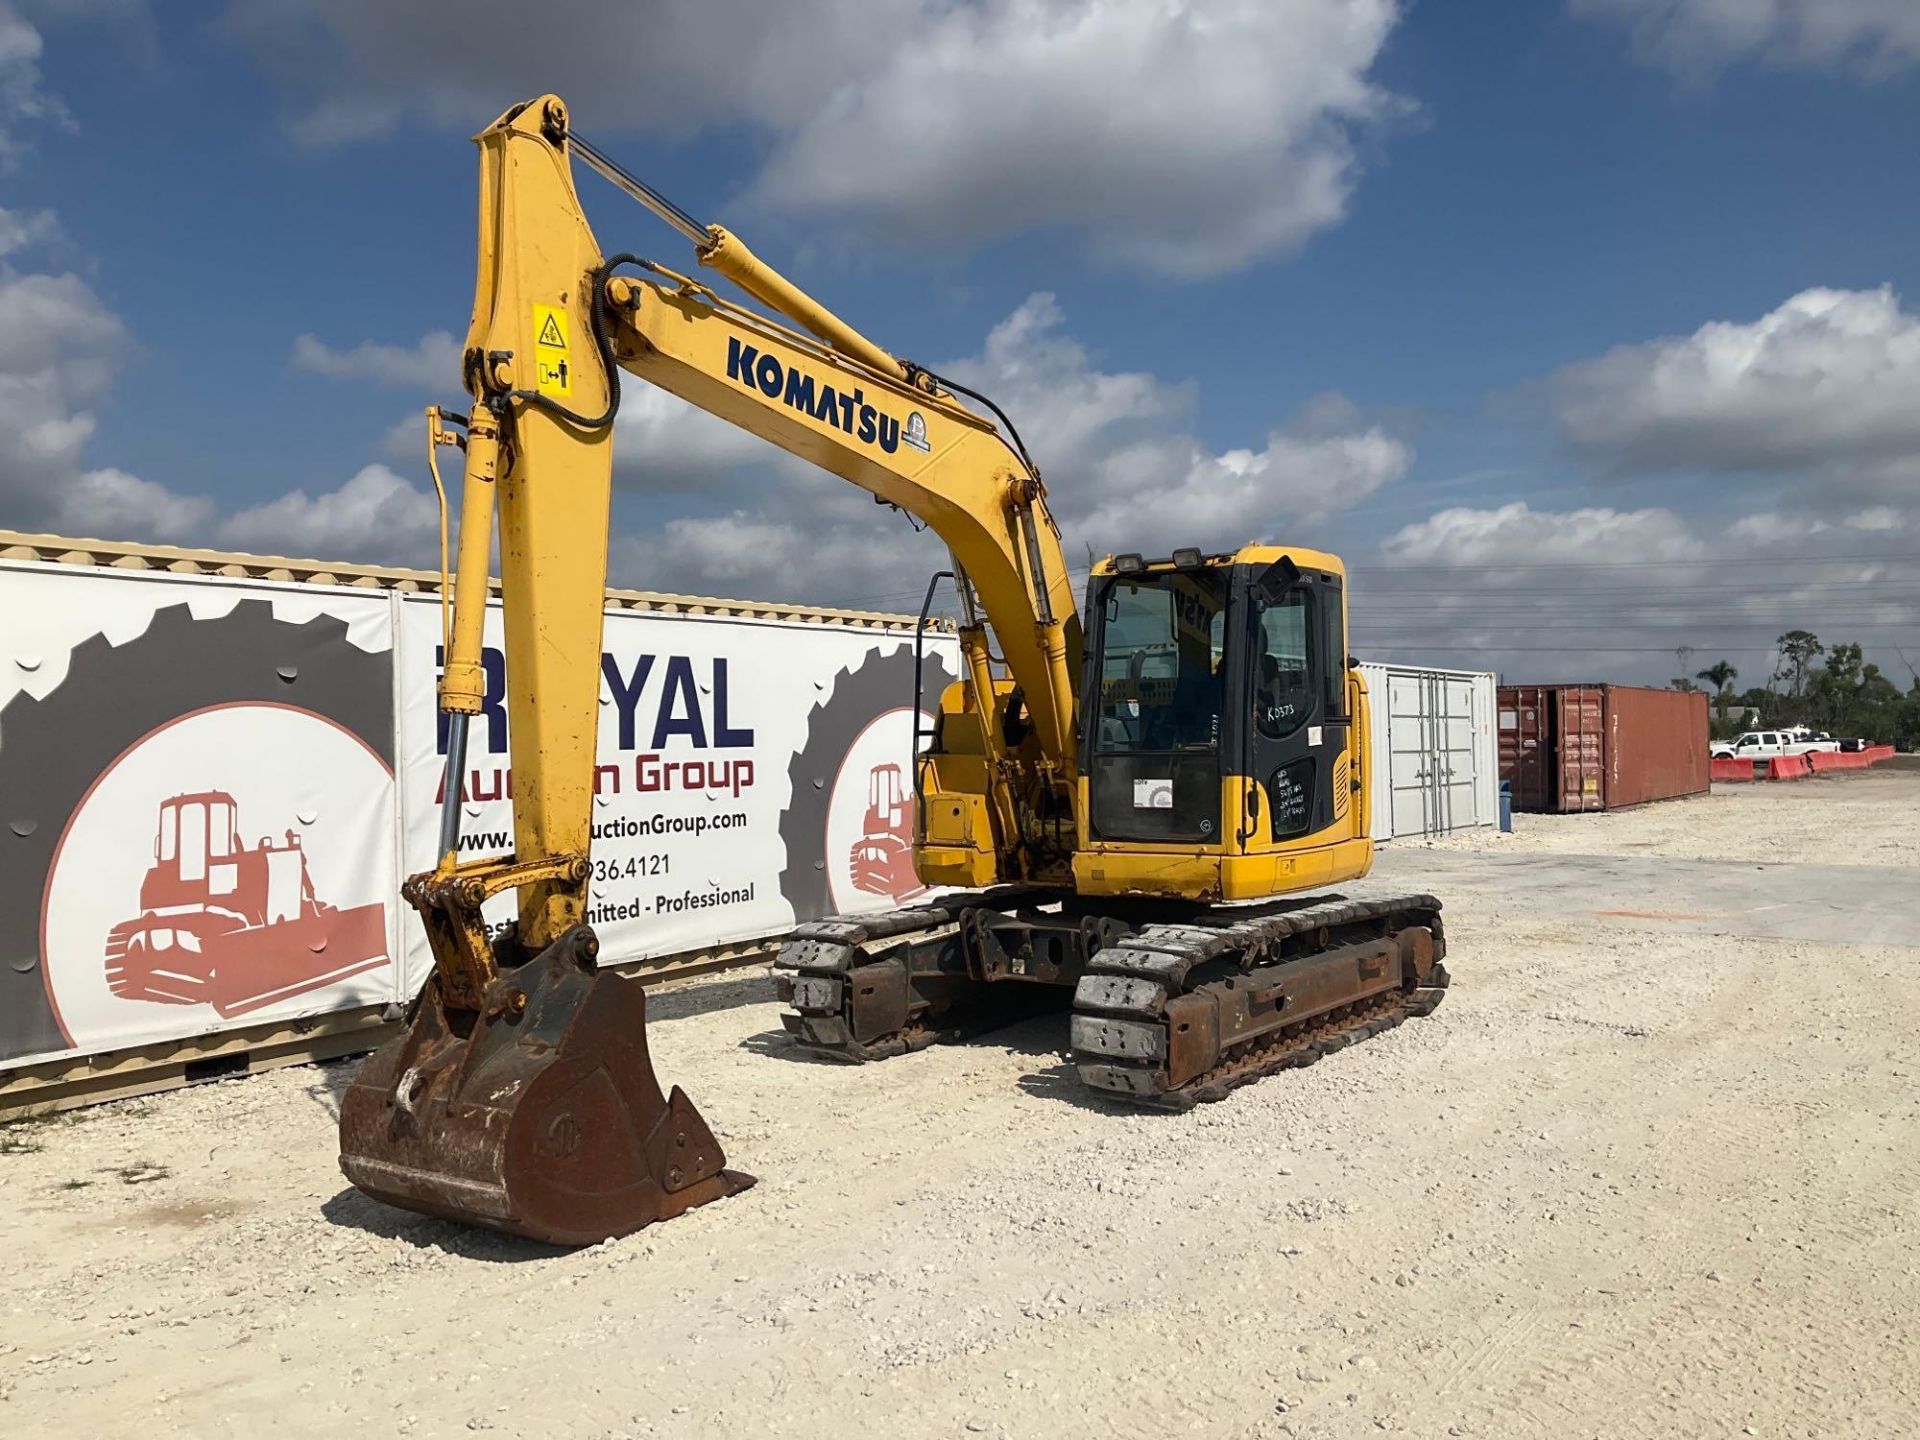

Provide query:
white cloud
left=219, top=0, right=1406, bottom=278
left=950, top=293, right=1409, bottom=555
left=1844, top=505, right=1904, bottom=532
left=1573, top=0, right=1920, bottom=77
left=1728, top=510, right=1826, bottom=547
left=0, top=203, right=57, bottom=257
left=612, top=384, right=783, bottom=492
left=1384, top=500, right=1705, bottom=567
left=607, top=291, right=1409, bottom=606
left=1073, top=427, right=1409, bottom=557
left=216, top=463, right=440, bottom=564
left=1552, top=286, right=1920, bottom=477
left=0, top=1, right=69, bottom=168
left=292, top=329, right=463, bottom=389
left=0, top=267, right=134, bottom=506
left=945, top=293, right=1190, bottom=465
left=55, top=466, right=214, bottom=542
left=1357, top=497, right=1919, bottom=686
left=217, top=0, right=916, bottom=144
left=0, top=221, right=439, bottom=558
left=750, top=0, right=1405, bottom=277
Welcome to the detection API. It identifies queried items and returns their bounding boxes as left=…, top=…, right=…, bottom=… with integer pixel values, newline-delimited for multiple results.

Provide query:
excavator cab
left=1076, top=545, right=1371, bottom=903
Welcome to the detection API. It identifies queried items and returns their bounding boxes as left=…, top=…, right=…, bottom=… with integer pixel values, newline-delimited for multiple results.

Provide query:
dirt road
left=4, top=772, right=1916, bottom=1439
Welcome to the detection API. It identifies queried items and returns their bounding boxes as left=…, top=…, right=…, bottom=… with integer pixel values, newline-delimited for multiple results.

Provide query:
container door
left=1438, top=675, right=1478, bottom=828
left=1361, top=664, right=1394, bottom=841
left=1499, top=687, right=1550, bottom=812
left=1388, top=672, right=1436, bottom=838
left=1557, top=687, right=1605, bottom=811
left=1473, top=674, right=1499, bottom=826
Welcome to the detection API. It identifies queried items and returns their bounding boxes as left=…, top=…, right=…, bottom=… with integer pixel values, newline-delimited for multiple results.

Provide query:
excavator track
left=774, top=891, right=1065, bottom=1062
left=778, top=893, right=1447, bottom=1107
left=1070, top=894, right=1448, bottom=1110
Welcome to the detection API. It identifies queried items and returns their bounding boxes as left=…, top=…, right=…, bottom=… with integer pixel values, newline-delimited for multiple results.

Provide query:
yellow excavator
left=339, top=96, right=1449, bottom=1246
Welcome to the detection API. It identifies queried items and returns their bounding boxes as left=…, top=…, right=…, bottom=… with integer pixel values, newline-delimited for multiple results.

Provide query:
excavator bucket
left=339, top=925, right=753, bottom=1246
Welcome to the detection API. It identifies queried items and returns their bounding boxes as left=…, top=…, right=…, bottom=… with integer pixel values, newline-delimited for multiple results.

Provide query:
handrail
left=911, top=569, right=957, bottom=844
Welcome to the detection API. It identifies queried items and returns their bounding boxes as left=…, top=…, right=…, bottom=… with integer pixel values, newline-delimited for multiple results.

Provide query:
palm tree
left=1697, top=660, right=1739, bottom=721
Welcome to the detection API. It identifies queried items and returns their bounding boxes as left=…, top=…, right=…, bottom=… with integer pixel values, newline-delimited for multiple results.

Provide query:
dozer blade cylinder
left=339, top=925, right=752, bottom=1246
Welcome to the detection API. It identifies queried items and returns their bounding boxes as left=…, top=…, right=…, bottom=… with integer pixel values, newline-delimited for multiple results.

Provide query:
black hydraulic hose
left=916, top=367, right=1044, bottom=485
left=505, top=251, right=644, bottom=432
left=911, top=570, right=956, bottom=842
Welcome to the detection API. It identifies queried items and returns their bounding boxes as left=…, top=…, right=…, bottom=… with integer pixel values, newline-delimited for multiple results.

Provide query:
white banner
left=0, top=564, right=400, bottom=1068
left=0, top=554, right=961, bottom=1071
left=395, top=595, right=958, bottom=994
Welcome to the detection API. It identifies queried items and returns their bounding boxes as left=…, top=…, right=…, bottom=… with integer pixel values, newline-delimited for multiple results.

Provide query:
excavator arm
left=340, top=94, right=1082, bottom=1243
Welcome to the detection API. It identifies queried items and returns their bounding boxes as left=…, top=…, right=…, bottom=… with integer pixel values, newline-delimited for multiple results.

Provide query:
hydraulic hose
left=506, top=251, right=644, bottom=432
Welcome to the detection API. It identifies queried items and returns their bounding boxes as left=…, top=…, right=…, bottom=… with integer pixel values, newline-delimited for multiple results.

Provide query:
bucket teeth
left=338, top=924, right=753, bottom=1246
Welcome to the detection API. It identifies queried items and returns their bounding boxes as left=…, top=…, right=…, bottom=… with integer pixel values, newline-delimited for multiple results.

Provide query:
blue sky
left=5, top=0, right=1919, bottom=687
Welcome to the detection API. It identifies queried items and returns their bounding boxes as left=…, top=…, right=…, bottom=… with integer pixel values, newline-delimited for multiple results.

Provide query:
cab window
left=1254, top=591, right=1313, bottom=740
left=1094, top=572, right=1227, bottom=753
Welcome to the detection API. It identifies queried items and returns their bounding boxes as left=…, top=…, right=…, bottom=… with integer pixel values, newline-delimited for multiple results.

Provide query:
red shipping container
left=1498, top=685, right=1709, bottom=812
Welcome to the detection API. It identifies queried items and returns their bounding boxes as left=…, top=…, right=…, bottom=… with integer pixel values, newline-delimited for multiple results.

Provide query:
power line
left=1359, top=648, right=1789, bottom=660
left=1351, top=551, right=1920, bottom=574
left=1353, top=617, right=1920, bottom=628
left=827, top=553, right=1920, bottom=611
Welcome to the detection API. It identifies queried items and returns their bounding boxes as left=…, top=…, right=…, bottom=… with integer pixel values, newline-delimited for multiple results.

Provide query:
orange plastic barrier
left=1713, top=747, right=1901, bottom=783
left=1808, top=750, right=1870, bottom=773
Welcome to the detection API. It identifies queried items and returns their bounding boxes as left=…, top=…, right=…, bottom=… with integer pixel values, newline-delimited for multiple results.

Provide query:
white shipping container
left=1358, top=663, right=1499, bottom=842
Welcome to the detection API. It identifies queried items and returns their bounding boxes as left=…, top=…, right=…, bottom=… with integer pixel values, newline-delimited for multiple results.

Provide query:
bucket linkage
left=338, top=835, right=751, bottom=1246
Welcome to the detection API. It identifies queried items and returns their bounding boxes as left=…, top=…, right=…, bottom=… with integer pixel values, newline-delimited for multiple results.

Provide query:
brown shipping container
left=1499, top=685, right=1603, bottom=812
left=1497, top=684, right=1709, bottom=812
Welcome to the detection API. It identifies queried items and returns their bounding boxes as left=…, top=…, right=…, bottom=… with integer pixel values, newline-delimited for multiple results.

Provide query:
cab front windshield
left=1093, top=572, right=1227, bottom=752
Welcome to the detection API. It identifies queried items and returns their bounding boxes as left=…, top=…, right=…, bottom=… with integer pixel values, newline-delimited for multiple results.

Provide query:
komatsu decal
left=725, top=337, right=913, bottom=455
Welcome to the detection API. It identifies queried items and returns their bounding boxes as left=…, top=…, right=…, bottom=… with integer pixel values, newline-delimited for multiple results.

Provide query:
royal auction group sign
left=0, top=559, right=955, bottom=1071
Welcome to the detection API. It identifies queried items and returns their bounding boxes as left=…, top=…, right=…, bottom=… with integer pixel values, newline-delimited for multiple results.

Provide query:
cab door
left=1242, top=568, right=1351, bottom=847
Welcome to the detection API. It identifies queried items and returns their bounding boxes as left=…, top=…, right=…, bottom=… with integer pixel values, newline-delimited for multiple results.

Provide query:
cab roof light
left=1113, top=553, right=1145, bottom=575
left=1172, top=547, right=1204, bottom=570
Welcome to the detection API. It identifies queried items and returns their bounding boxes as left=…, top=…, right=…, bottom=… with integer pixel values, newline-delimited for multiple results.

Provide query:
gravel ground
left=2, top=770, right=1916, bottom=1440
left=1417, top=768, right=1920, bottom=867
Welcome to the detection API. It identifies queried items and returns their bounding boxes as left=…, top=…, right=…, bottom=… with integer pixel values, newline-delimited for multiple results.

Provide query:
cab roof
left=1089, top=543, right=1346, bottom=578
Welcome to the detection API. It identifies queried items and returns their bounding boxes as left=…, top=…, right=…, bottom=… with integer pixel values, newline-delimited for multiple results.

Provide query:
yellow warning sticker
left=532, top=304, right=571, bottom=397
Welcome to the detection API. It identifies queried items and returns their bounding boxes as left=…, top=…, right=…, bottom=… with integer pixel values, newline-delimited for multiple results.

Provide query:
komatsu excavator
left=339, top=96, right=1449, bottom=1246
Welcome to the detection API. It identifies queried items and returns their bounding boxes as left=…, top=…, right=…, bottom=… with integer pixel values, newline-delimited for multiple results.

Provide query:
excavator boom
left=337, top=97, right=756, bottom=1244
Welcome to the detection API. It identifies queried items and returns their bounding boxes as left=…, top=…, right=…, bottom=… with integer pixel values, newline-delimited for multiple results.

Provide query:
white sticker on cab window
left=1307, top=725, right=1323, bottom=747
left=1133, top=779, right=1173, bottom=810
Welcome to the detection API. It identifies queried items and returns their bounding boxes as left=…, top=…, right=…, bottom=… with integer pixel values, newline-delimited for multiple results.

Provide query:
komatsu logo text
left=726, top=337, right=917, bottom=455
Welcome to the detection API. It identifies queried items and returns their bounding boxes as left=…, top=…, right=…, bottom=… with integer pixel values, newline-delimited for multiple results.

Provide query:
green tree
left=1811, top=643, right=1905, bottom=740
left=1696, top=660, right=1739, bottom=720
left=1772, top=630, right=1825, bottom=712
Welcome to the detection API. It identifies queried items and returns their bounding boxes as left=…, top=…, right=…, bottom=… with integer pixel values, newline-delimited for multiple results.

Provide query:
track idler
left=339, top=924, right=753, bottom=1245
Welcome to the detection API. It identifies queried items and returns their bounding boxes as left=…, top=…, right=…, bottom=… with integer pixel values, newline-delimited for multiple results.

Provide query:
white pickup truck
left=1710, top=729, right=1840, bottom=760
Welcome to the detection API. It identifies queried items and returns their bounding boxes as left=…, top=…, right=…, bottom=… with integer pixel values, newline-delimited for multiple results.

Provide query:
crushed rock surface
left=3, top=772, right=1916, bottom=1439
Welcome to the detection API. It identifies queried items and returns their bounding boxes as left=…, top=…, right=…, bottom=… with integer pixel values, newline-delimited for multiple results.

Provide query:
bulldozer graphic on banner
left=104, top=791, right=389, bottom=1018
